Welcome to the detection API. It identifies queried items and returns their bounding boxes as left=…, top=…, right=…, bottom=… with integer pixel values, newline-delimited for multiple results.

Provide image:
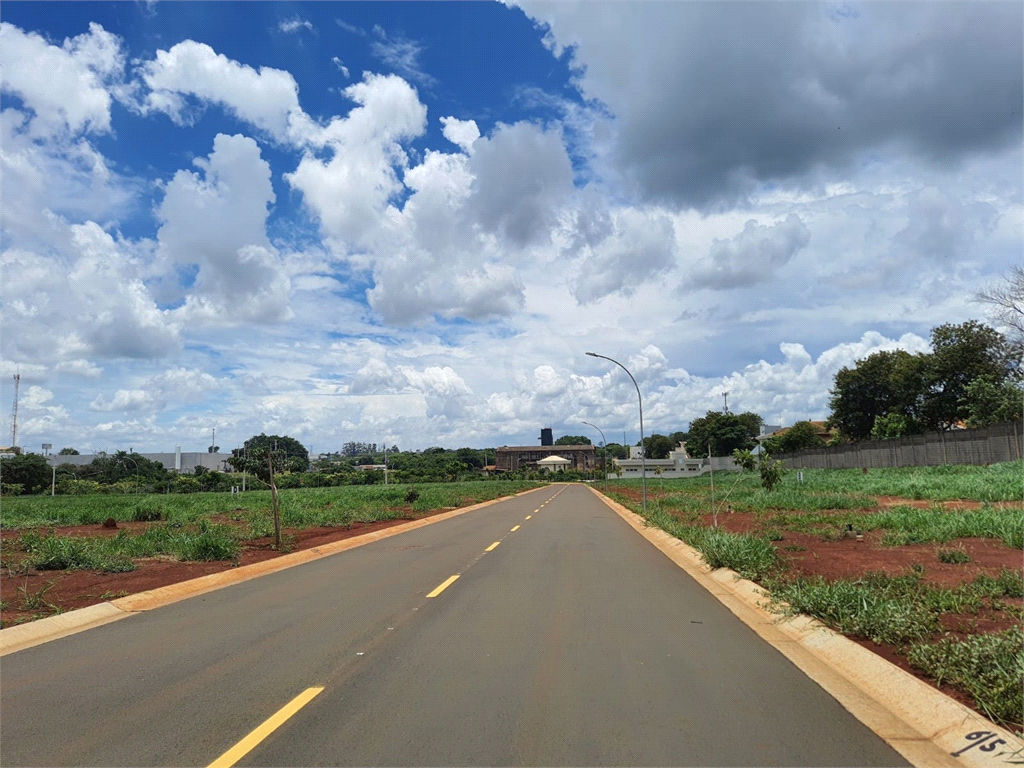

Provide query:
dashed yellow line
left=427, top=574, right=460, bottom=597
left=485, top=541, right=500, bottom=552
left=525, top=515, right=531, bottom=520
left=510, top=525, right=520, bottom=532
left=208, top=687, right=324, bottom=768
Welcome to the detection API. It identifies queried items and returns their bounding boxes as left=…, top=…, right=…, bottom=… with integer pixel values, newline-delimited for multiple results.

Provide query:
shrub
left=908, top=628, right=1023, bottom=730
left=766, top=574, right=939, bottom=645
left=937, top=547, right=971, bottom=564
left=19, top=532, right=135, bottom=573
left=404, top=488, right=420, bottom=504
left=56, top=479, right=103, bottom=495
left=132, top=505, right=162, bottom=522
left=698, top=529, right=780, bottom=581
left=732, top=449, right=756, bottom=472
left=759, top=453, right=785, bottom=493
left=173, top=527, right=239, bottom=561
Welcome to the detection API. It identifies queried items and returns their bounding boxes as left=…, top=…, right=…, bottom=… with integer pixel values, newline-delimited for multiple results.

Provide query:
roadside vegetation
left=604, top=461, right=1024, bottom=733
left=0, top=480, right=544, bottom=531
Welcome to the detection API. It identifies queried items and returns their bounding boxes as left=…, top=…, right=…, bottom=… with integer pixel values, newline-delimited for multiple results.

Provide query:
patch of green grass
left=0, top=480, right=545, bottom=530
left=972, top=568, right=1024, bottom=599
left=16, top=522, right=242, bottom=569
left=937, top=546, right=971, bottom=564
left=607, top=461, right=1024, bottom=511
left=765, top=573, right=939, bottom=645
left=698, top=529, right=780, bottom=580
left=18, top=579, right=57, bottom=610
left=908, top=628, right=1023, bottom=731
left=765, top=570, right=1024, bottom=646
left=642, top=507, right=781, bottom=582
left=871, top=505, right=1023, bottom=548
left=19, top=531, right=136, bottom=573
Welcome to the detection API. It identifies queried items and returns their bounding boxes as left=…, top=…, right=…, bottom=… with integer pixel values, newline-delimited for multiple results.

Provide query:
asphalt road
left=0, top=484, right=908, bottom=767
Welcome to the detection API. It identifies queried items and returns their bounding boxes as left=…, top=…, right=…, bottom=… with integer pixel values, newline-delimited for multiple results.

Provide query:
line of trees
left=827, top=320, right=1021, bottom=442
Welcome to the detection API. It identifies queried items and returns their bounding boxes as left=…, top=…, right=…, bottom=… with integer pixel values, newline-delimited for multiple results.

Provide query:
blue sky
left=1, top=1, right=1021, bottom=454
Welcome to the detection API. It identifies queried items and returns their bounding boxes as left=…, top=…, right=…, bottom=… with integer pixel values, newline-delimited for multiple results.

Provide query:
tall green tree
left=0, top=453, right=52, bottom=494
left=231, top=434, right=309, bottom=466
left=81, top=451, right=169, bottom=485
left=828, top=350, right=929, bottom=441
left=686, top=411, right=761, bottom=456
left=555, top=435, right=591, bottom=445
left=455, top=447, right=484, bottom=468
left=961, top=376, right=1024, bottom=428
left=602, top=442, right=628, bottom=460
left=641, top=434, right=674, bottom=459
left=922, top=321, right=1016, bottom=430
left=775, top=421, right=825, bottom=452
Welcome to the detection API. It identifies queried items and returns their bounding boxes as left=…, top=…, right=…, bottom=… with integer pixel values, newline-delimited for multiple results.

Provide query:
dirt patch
left=0, top=514, right=428, bottom=628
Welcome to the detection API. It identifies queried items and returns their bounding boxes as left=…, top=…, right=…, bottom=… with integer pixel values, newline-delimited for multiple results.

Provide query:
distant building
left=536, top=455, right=572, bottom=473
left=540, top=427, right=553, bottom=446
left=496, top=444, right=596, bottom=472
left=614, top=442, right=738, bottom=478
left=45, top=447, right=232, bottom=473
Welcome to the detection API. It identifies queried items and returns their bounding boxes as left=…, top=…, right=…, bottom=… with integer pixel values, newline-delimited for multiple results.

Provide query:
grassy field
left=604, top=461, right=1024, bottom=732
left=0, top=480, right=546, bottom=576
left=0, top=480, right=545, bottom=531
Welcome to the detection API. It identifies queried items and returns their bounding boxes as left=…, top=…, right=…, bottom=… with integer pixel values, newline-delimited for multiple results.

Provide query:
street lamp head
left=585, top=352, right=598, bottom=357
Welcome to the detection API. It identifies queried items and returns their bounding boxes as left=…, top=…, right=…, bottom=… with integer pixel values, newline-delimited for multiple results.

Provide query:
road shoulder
left=587, top=485, right=1023, bottom=768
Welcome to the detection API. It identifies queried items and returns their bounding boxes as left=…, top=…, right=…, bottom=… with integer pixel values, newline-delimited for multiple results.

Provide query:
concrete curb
left=587, top=486, right=1024, bottom=768
left=0, top=486, right=549, bottom=657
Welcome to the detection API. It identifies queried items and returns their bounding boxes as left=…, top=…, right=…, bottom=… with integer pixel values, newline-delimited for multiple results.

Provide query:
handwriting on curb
left=951, top=731, right=1009, bottom=758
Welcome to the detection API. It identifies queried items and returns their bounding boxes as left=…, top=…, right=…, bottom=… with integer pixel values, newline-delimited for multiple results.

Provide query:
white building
left=536, top=455, right=572, bottom=473
left=614, top=442, right=739, bottom=478
left=46, top=448, right=232, bottom=473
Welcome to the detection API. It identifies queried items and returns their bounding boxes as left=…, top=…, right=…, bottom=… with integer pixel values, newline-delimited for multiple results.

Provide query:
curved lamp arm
left=586, top=352, right=646, bottom=514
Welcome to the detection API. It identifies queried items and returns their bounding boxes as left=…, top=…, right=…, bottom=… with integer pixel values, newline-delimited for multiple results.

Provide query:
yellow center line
left=427, top=574, right=460, bottom=597
left=208, top=687, right=324, bottom=768
left=511, top=525, right=520, bottom=532
left=525, top=515, right=531, bottom=520
left=534, top=509, right=539, bottom=513
left=485, top=541, right=500, bottom=552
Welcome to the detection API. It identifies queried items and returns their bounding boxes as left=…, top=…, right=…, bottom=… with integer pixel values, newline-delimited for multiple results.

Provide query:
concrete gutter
left=587, top=486, right=1024, bottom=768
left=0, top=486, right=548, bottom=657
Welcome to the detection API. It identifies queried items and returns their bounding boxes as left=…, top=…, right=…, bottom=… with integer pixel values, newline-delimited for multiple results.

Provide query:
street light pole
left=581, top=420, right=608, bottom=494
left=586, top=352, right=646, bottom=515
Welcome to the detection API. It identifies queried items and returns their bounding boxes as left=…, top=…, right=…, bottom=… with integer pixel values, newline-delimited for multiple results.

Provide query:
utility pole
left=10, top=372, right=20, bottom=449
left=211, top=427, right=216, bottom=452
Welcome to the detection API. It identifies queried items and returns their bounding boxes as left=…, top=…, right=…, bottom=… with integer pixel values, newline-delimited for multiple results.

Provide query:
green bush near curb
left=908, top=628, right=1023, bottom=730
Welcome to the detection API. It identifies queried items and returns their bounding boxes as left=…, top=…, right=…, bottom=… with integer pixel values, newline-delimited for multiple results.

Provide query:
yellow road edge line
left=510, top=525, right=520, bottom=532
left=427, top=574, right=460, bottom=597
left=485, top=541, right=500, bottom=552
left=208, top=686, right=324, bottom=768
